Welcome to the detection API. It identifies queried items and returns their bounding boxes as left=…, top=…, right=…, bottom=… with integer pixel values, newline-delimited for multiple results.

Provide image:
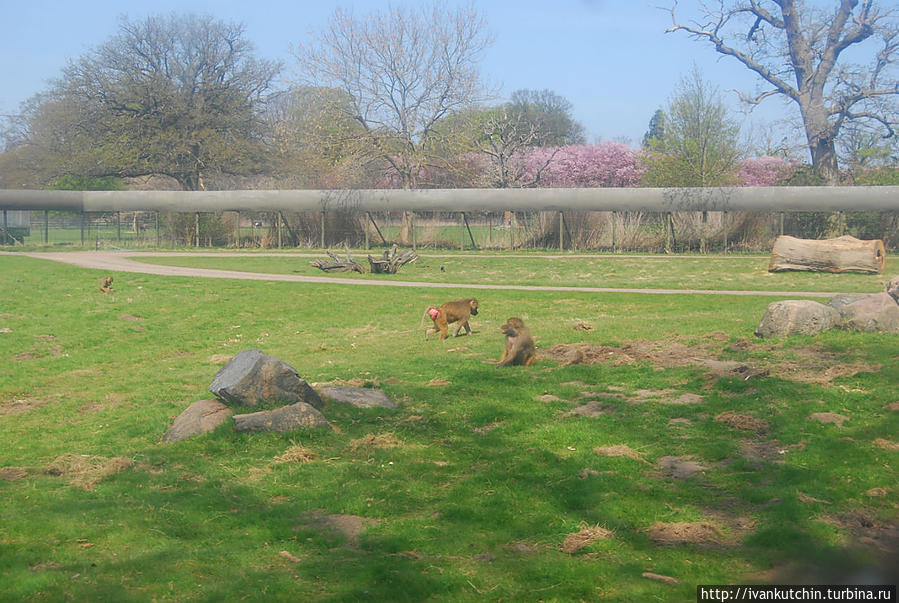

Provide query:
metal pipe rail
left=1, top=186, right=898, bottom=213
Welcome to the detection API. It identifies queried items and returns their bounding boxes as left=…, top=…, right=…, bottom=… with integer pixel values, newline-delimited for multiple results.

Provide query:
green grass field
left=1, top=252, right=897, bottom=601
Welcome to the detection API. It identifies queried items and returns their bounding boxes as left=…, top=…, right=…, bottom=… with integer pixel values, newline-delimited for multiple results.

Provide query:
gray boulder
left=209, top=349, right=323, bottom=409
left=839, top=292, right=899, bottom=334
left=828, top=293, right=870, bottom=315
left=162, top=399, right=233, bottom=443
left=233, top=402, right=330, bottom=433
left=319, top=386, right=397, bottom=409
left=755, top=300, right=840, bottom=338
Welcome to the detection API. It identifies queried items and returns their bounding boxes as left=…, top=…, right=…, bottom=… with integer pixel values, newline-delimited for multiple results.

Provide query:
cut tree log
left=368, top=244, right=418, bottom=274
left=768, top=235, right=885, bottom=274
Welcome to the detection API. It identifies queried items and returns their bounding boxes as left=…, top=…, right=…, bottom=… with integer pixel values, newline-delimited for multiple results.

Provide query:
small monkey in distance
left=422, top=298, right=479, bottom=340
left=497, top=317, right=536, bottom=367
left=98, top=276, right=114, bottom=293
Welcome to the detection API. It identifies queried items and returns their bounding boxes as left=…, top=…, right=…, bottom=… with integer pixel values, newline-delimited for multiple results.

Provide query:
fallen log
left=768, top=235, right=885, bottom=274
left=310, top=246, right=364, bottom=273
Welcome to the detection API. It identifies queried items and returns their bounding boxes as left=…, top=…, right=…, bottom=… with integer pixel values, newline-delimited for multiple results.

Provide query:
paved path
left=3, top=250, right=842, bottom=297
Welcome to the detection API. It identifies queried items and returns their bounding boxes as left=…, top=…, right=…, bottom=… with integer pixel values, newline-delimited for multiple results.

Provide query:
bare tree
left=666, top=0, right=899, bottom=183
left=293, top=2, right=492, bottom=190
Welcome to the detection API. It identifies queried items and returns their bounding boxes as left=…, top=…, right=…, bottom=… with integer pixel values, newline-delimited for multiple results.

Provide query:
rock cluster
left=163, top=349, right=395, bottom=443
left=755, top=275, right=899, bottom=338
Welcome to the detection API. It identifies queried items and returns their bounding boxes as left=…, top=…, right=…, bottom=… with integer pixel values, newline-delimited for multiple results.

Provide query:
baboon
left=497, top=317, right=536, bottom=367
left=422, top=298, right=479, bottom=340
left=98, top=276, right=114, bottom=293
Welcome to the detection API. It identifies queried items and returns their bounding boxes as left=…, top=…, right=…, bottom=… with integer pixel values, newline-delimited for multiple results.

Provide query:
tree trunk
left=769, top=235, right=885, bottom=274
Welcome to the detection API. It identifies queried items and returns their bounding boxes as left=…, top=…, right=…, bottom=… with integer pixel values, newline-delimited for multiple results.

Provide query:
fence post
left=117, top=211, right=121, bottom=244
left=460, top=212, right=465, bottom=250
left=235, top=210, right=240, bottom=248
left=321, top=210, right=326, bottom=249
left=277, top=211, right=283, bottom=249
left=509, top=211, right=514, bottom=251
left=44, top=210, right=49, bottom=244
left=723, top=210, right=728, bottom=254
left=155, top=212, right=160, bottom=248
left=80, top=212, right=85, bottom=247
left=1, top=210, right=7, bottom=245
left=559, top=211, right=564, bottom=251
left=612, top=211, right=617, bottom=253
left=411, top=211, right=416, bottom=250
left=195, top=212, right=200, bottom=248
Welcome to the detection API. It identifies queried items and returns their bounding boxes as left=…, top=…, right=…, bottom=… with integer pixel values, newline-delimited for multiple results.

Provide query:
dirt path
left=4, top=250, right=841, bottom=297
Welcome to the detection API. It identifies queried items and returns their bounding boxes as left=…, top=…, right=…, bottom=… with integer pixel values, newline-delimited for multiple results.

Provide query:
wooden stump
left=310, top=246, right=364, bottom=273
left=768, top=235, right=885, bottom=274
left=368, top=245, right=418, bottom=274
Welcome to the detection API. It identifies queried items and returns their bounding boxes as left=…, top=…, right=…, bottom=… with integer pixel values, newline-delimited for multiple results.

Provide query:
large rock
left=755, top=300, right=840, bottom=338
left=828, top=293, right=870, bottom=315
left=209, top=349, right=323, bottom=409
left=318, top=386, right=397, bottom=409
left=839, top=292, right=899, bottom=334
left=233, top=402, right=330, bottom=433
left=162, top=399, right=233, bottom=443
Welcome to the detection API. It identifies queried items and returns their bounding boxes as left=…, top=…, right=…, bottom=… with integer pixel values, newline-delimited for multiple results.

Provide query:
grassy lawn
left=133, top=251, right=895, bottom=293
left=1, top=253, right=897, bottom=601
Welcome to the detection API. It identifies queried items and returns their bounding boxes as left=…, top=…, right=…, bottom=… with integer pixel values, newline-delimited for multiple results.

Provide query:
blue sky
left=0, top=0, right=798, bottom=151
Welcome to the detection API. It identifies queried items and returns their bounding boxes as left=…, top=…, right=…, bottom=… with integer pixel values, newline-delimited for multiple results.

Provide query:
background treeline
left=1, top=6, right=897, bottom=251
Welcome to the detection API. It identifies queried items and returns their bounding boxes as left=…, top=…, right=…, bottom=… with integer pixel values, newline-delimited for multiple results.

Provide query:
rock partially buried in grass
left=755, top=300, right=840, bottom=338
left=233, top=402, right=331, bottom=433
left=318, top=386, right=396, bottom=409
left=163, top=399, right=233, bottom=443
left=209, top=349, right=323, bottom=409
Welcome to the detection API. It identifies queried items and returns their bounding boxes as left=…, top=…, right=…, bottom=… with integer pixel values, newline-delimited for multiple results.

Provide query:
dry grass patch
left=45, top=453, right=133, bottom=490
left=593, top=444, right=651, bottom=464
left=348, top=433, right=403, bottom=450
left=273, top=444, right=318, bottom=464
left=715, top=411, right=770, bottom=433
left=561, top=524, right=614, bottom=554
left=648, top=521, right=725, bottom=548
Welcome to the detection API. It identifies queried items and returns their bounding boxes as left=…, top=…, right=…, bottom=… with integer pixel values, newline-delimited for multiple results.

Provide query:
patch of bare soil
left=715, top=411, right=770, bottom=433
left=657, top=456, right=707, bottom=479
left=0, top=394, right=61, bottom=416
left=874, top=438, right=899, bottom=452
left=568, top=401, right=617, bottom=417
left=739, top=439, right=804, bottom=464
left=45, top=453, right=133, bottom=490
left=297, top=512, right=380, bottom=550
left=823, top=512, right=899, bottom=555
left=539, top=336, right=879, bottom=386
left=348, top=433, right=403, bottom=450
left=561, top=524, right=614, bottom=554
left=648, top=521, right=726, bottom=548
left=809, top=412, right=850, bottom=427
left=593, top=444, right=651, bottom=464
left=0, top=467, right=27, bottom=481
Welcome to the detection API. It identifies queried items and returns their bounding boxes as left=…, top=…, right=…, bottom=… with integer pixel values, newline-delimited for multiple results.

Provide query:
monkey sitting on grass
left=496, top=317, right=536, bottom=367
left=98, top=276, right=114, bottom=293
left=421, top=298, right=479, bottom=340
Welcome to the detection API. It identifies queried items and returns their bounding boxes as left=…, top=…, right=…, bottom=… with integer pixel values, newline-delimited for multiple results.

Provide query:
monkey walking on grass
left=421, top=298, right=479, bottom=340
left=496, top=317, right=536, bottom=367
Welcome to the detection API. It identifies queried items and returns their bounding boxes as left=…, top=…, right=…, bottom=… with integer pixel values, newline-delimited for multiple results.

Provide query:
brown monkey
left=98, top=276, right=114, bottom=293
left=497, top=317, right=536, bottom=367
left=421, top=298, right=479, bottom=340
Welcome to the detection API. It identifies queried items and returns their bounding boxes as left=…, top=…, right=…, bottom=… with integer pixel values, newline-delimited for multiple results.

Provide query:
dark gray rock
left=840, top=292, right=899, bottom=334
left=755, top=300, right=840, bottom=338
left=162, top=399, right=233, bottom=443
left=319, top=386, right=396, bottom=409
left=233, top=402, right=331, bottom=433
left=209, top=349, right=323, bottom=409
